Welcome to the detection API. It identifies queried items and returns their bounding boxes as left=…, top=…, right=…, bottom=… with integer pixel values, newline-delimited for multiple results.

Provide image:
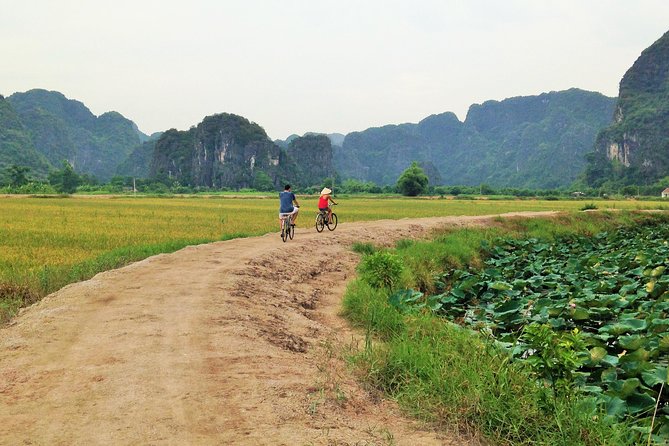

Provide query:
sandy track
left=0, top=212, right=556, bottom=445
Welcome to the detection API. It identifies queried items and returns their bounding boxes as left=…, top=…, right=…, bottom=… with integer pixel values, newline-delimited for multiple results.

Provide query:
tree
left=252, top=170, right=274, bottom=191
left=396, top=162, right=428, bottom=196
left=479, top=183, right=496, bottom=195
left=6, top=165, right=31, bottom=187
left=48, top=161, right=82, bottom=194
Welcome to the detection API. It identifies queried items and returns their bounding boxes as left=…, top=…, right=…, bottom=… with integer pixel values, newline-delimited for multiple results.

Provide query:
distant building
left=571, top=191, right=585, bottom=197
left=662, top=188, right=669, bottom=198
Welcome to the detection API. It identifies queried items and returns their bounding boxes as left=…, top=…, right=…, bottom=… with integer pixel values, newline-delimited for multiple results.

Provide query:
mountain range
left=331, top=89, right=615, bottom=188
left=2, top=28, right=668, bottom=190
left=0, top=88, right=617, bottom=189
left=1, top=89, right=150, bottom=181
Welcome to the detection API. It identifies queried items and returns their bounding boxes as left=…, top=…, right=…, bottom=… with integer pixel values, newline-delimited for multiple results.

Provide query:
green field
left=0, top=194, right=667, bottom=321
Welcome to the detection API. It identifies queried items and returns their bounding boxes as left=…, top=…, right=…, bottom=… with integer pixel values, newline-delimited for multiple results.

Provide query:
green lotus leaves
left=651, top=319, right=669, bottom=333
left=634, top=253, right=648, bottom=264
left=600, top=319, right=648, bottom=335
left=570, top=307, right=590, bottom=321
left=626, top=392, right=657, bottom=414
left=388, top=289, right=424, bottom=313
left=620, top=283, right=639, bottom=295
left=606, top=396, right=628, bottom=417
left=547, top=306, right=562, bottom=317
left=590, top=346, right=608, bottom=363
left=493, top=299, right=523, bottom=317
left=609, top=377, right=641, bottom=398
left=423, top=222, right=669, bottom=434
left=659, top=335, right=669, bottom=351
left=489, top=281, right=513, bottom=291
left=652, top=266, right=666, bottom=277
left=618, top=334, right=646, bottom=350
left=601, top=368, right=618, bottom=383
left=641, top=365, right=669, bottom=387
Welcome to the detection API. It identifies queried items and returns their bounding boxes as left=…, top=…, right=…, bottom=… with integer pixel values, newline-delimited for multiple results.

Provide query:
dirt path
left=0, top=212, right=557, bottom=445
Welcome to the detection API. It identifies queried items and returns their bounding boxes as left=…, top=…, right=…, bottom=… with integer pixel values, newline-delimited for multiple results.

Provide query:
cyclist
left=279, top=184, right=299, bottom=230
left=318, top=187, right=337, bottom=224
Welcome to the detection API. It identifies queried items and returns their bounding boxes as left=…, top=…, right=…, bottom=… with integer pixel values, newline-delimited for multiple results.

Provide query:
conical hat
left=321, top=187, right=332, bottom=195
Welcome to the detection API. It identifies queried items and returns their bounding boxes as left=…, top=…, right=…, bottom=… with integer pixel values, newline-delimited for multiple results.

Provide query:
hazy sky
left=3, top=1, right=669, bottom=140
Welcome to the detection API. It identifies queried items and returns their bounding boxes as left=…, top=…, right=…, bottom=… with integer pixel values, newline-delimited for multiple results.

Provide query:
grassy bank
left=342, top=212, right=668, bottom=445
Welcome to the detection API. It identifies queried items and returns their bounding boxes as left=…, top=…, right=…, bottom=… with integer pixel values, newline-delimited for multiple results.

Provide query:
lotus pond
left=390, top=217, right=669, bottom=440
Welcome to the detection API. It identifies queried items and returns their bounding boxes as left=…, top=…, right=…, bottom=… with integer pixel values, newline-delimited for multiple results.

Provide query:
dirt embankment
left=0, top=212, right=556, bottom=445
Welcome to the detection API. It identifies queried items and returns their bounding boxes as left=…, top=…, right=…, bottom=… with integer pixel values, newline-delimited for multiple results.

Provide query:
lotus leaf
left=606, top=396, right=627, bottom=417
left=548, top=318, right=567, bottom=330
left=619, top=359, right=648, bottom=377
left=449, top=288, right=465, bottom=299
left=618, top=334, right=646, bottom=351
left=650, top=318, right=669, bottom=333
left=458, top=275, right=479, bottom=291
left=489, top=281, right=512, bottom=291
left=483, top=268, right=502, bottom=278
left=388, top=289, right=423, bottom=313
left=601, top=368, right=618, bottom=383
left=512, top=279, right=529, bottom=290
left=600, top=319, right=648, bottom=335
left=610, top=377, right=641, bottom=398
left=570, top=307, right=590, bottom=321
left=589, top=346, right=607, bottom=363
left=626, top=392, right=656, bottom=414
left=652, top=266, right=666, bottom=277
left=628, top=265, right=646, bottom=277
left=659, top=335, right=669, bottom=351
left=623, top=347, right=651, bottom=362
left=580, top=385, right=603, bottom=394
left=602, top=355, right=620, bottom=366
left=493, top=299, right=523, bottom=316
left=641, top=365, right=669, bottom=387
left=619, top=283, right=638, bottom=295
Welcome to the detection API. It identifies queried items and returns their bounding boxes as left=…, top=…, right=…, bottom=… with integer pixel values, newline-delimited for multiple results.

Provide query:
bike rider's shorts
left=279, top=206, right=298, bottom=218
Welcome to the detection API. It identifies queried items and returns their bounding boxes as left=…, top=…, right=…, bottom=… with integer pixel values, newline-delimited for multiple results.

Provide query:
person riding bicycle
left=279, top=184, right=299, bottom=228
left=318, top=187, right=337, bottom=224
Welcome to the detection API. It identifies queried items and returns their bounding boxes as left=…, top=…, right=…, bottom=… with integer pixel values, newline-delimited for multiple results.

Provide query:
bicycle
left=279, top=212, right=295, bottom=242
left=315, top=204, right=337, bottom=232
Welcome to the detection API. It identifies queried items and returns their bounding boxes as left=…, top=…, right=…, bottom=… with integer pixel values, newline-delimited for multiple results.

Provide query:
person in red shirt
left=318, top=187, right=337, bottom=224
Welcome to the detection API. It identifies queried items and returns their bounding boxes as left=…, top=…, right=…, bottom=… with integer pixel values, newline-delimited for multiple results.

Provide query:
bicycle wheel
left=281, top=223, right=288, bottom=242
left=288, top=223, right=294, bottom=240
left=315, top=213, right=325, bottom=232
left=327, top=213, right=338, bottom=231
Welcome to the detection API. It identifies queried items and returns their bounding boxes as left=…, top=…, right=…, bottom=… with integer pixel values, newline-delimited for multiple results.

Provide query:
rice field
left=0, top=194, right=667, bottom=321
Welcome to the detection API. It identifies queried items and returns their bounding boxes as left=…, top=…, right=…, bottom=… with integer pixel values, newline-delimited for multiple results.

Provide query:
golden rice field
left=0, top=194, right=667, bottom=321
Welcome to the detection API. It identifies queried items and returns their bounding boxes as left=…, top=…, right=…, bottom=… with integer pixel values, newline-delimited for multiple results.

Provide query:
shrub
left=351, top=242, right=377, bottom=255
left=357, top=251, right=404, bottom=290
left=581, top=202, right=598, bottom=211
left=396, top=162, right=428, bottom=196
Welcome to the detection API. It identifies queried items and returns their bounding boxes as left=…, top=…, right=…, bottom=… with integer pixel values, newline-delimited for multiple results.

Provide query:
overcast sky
left=2, top=1, right=669, bottom=140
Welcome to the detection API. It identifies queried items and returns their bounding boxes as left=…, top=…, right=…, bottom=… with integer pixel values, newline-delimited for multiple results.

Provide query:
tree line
left=3, top=160, right=669, bottom=199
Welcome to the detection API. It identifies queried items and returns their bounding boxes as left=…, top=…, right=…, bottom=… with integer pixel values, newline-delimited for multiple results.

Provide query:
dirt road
left=0, top=213, right=556, bottom=445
